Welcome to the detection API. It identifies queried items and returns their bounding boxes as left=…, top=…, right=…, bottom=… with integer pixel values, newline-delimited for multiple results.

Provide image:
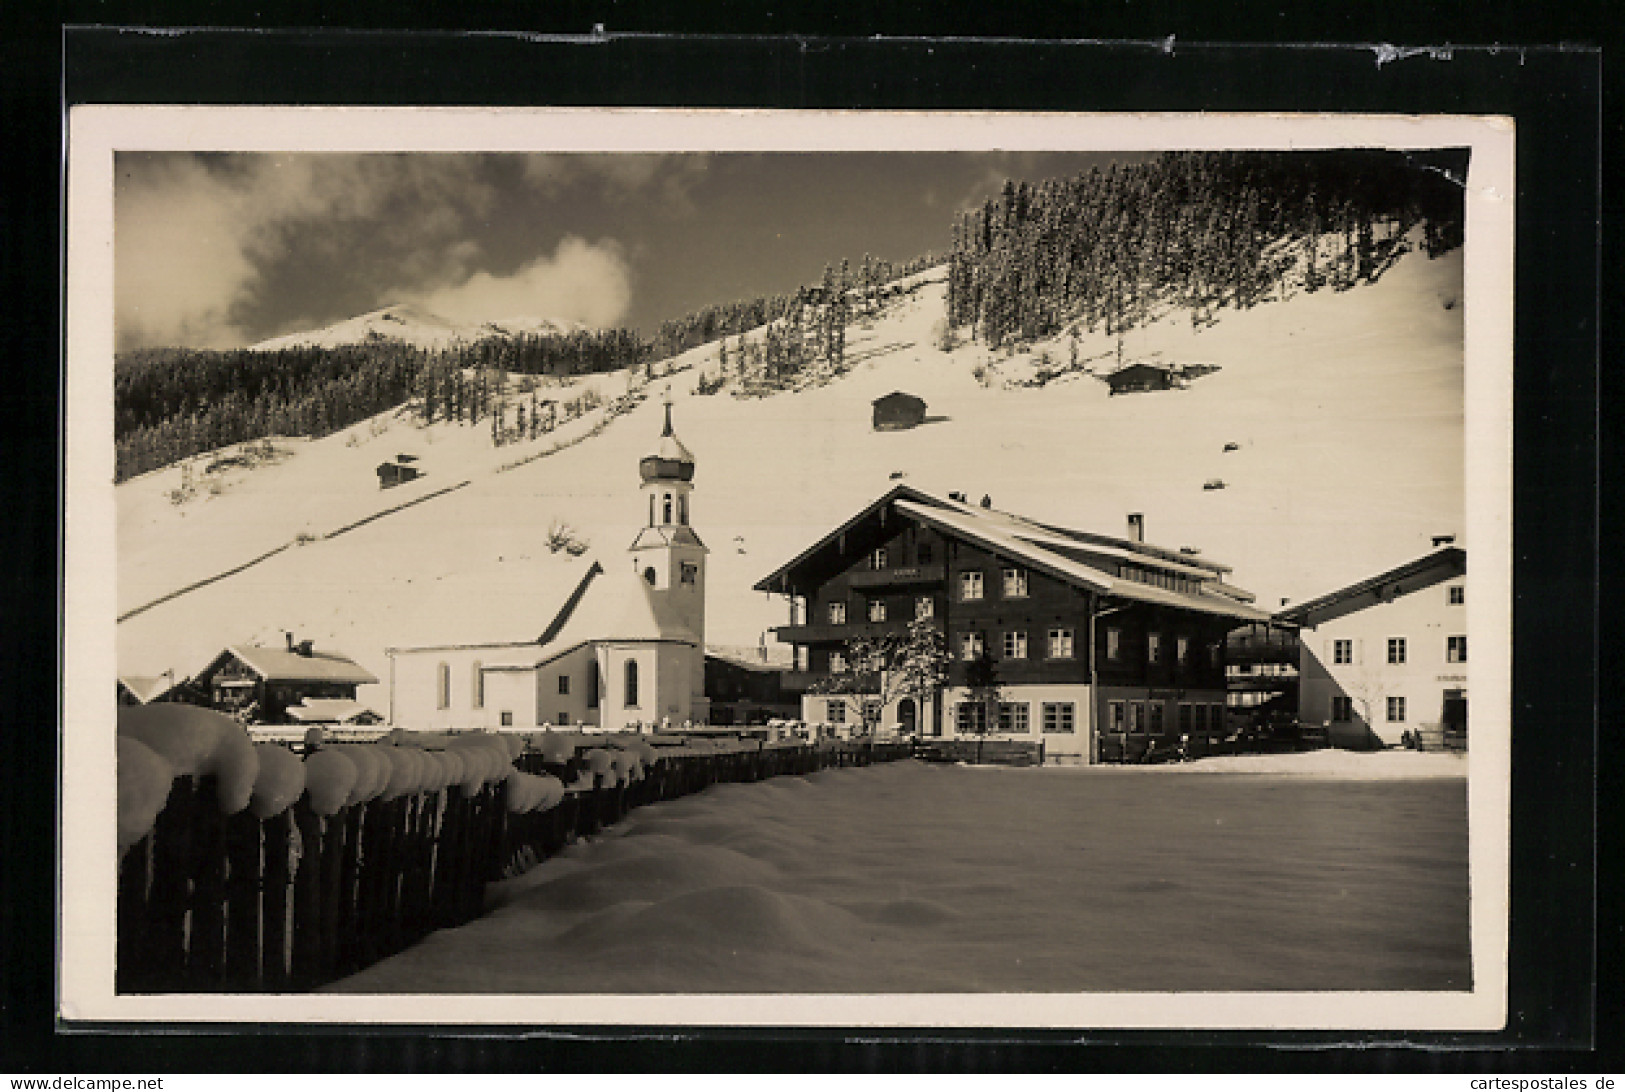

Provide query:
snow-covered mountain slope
left=119, top=240, right=1463, bottom=717
left=249, top=303, right=581, bottom=352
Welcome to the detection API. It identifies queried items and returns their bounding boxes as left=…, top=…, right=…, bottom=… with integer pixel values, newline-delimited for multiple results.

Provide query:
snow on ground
left=118, top=241, right=1463, bottom=715
left=1027, top=747, right=1467, bottom=778
left=327, top=759, right=1470, bottom=994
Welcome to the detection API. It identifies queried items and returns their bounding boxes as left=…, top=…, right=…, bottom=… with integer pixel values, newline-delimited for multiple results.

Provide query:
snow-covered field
left=327, top=755, right=1470, bottom=994
left=117, top=237, right=1463, bottom=720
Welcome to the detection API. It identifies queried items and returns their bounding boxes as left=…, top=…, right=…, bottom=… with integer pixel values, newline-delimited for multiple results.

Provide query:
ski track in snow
left=325, top=757, right=1470, bottom=994
left=118, top=240, right=1464, bottom=719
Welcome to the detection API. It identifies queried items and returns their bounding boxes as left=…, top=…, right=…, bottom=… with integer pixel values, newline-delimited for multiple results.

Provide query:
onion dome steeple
left=639, top=390, right=696, bottom=484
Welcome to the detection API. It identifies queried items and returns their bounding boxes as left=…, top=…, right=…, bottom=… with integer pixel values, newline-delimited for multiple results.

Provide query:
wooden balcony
left=847, top=563, right=946, bottom=588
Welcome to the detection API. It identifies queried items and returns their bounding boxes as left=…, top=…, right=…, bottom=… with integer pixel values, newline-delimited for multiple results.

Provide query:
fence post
left=222, top=808, right=264, bottom=990
left=261, top=809, right=293, bottom=991
left=289, top=803, right=324, bottom=989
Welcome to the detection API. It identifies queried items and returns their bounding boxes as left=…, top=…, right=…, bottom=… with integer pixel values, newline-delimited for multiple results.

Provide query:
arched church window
left=471, top=661, right=483, bottom=708
left=678, top=492, right=688, bottom=525
left=663, top=493, right=674, bottom=525
left=649, top=493, right=657, bottom=526
left=644, top=566, right=658, bottom=586
left=624, top=659, right=640, bottom=708
left=436, top=662, right=451, bottom=710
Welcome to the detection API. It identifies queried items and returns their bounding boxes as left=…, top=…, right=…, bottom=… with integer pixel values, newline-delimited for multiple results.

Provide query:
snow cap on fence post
left=249, top=743, right=307, bottom=819
left=302, top=748, right=359, bottom=816
left=118, top=735, right=175, bottom=853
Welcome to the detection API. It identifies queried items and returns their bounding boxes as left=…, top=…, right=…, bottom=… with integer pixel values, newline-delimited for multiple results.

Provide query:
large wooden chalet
left=753, top=485, right=1270, bottom=762
left=192, top=636, right=379, bottom=724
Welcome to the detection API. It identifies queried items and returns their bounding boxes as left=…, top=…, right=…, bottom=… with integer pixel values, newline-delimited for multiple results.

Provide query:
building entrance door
left=897, top=697, right=917, bottom=735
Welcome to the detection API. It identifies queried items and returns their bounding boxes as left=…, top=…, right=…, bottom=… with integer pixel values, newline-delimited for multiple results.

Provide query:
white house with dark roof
left=387, top=397, right=708, bottom=733
left=754, top=484, right=1270, bottom=762
left=1275, top=544, right=1467, bottom=750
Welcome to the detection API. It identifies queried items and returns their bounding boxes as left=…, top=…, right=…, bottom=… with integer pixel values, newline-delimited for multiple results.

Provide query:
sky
left=113, top=151, right=1140, bottom=352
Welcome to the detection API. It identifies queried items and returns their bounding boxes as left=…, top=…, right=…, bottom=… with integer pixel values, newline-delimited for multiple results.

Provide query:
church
left=386, top=397, right=708, bottom=733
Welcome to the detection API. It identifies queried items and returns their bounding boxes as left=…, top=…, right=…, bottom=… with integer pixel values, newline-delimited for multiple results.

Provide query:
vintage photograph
left=62, top=109, right=1513, bottom=1027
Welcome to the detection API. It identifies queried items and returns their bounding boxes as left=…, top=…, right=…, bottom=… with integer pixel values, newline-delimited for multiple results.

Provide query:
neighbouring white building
left=387, top=397, right=708, bottom=732
left=1276, top=543, right=1467, bottom=750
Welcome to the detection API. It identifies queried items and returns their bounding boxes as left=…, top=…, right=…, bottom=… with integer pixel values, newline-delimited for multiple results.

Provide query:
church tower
left=629, top=392, right=708, bottom=714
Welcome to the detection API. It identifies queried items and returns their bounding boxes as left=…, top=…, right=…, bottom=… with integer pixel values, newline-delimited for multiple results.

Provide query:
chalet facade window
left=1333, top=639, right=1354, bottom=665
left=1002, top=567, right=1028, bottom=598
left=680, top=562, right=698, bottom=586
left=828, top=600, right=847, bottom=625
left=1003, top=631, right=1028, bottom=659
left=471, top=662, right=484, bottom=708
left=558, top=674, right=570, bottom=695
left=917, top=543, right=933, bottom=565
left=624, top=659, right=640, bottom=708
left=1148, top=702, right=1165, bottom=734
left=500, top=711, right=513, bottom=726
left=1126, top=702, right=1145, bottom=734
left=1449, top=585, right=1465, bottom=605
left=998, top=702, right=1030, bottom=734
left=1178, top=703, right=1194, bottom=733
left=436, top=662, right=451, bottom=710
left=1176, top=636, right=1190, bottom=665
left=1209, top=642, right=1222, bottom=669
left=1331, top=695, right=1354, bottom=721
left=870, top=547, right=888, bottom=570
left=1108, top=700, right=1125, bottom=732
left=1192, top=704, right=1207, bottom=733
left=827, top=700, right=845, bottom=724
left=915, top=596, right=934, bottom=620
left=1387, top=696, right=1407, bottom=722
left=1447, top=635, right=1468, bottom=663
left=960, top=571, right=984, bottom=601
left=1387, top=637, right=1407, bottom=665
left=795, top=647, right=809, bottom=671
left=1147, top=632, right=1163, bottom=663
left=1043, top=702, right=1076, bottom=734
left=1044, top=628, right=1072, bottom=659
left=1105, top=628, right=1122, bottom=661
left=1211, top=702, right=1225, bottom=728
left=829, top=651, right=847, bottom=673
left=868, top=598, right=888, bottom=623
left=959, top=632, right=985, bottom=661
left=956, top=702, right=988, bottom=734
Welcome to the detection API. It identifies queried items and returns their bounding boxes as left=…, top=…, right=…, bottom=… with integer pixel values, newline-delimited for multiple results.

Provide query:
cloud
left=400, top=236, right=634, bottom=328
left=115, top=154, right=500, bottom=350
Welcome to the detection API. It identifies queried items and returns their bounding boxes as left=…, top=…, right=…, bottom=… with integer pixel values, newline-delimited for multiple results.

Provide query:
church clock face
left=680, top=562, right=698, bottom=586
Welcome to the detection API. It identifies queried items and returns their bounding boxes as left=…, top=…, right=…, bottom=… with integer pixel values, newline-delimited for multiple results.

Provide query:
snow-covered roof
left=405, top=558, right=700, bottom=671
left=755, top=484, right=1268, bottom=623
left=285, top=698, right=381, bottom=723
left=1274, top=546, right=1465, bottom=627
left=117, top=674, right=174, bottom=704
left=222, top=645, right=379, bottom=685
left=386, top=556, right=602, bottom=652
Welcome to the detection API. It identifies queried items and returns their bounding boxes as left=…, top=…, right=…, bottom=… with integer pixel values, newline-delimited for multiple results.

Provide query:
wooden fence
left=116, top=738, right=907, bottom=994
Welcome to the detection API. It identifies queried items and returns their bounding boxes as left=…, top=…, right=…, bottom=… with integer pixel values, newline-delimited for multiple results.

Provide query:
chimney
left=980, top=494, right=993, bottom=509
left=1432, top=534, right=1456, bottom=548
left=1127, top=513, right=1144, bottom=542
left=296, top=639, right=314, bottom=657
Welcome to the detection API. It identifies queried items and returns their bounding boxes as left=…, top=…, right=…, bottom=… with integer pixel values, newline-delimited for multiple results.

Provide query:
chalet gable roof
left=754, top=485, right=1268, bottom=622
left=1274, top=547, right=1465, bottom=628
left=212, top=645, right=379, bottom=686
